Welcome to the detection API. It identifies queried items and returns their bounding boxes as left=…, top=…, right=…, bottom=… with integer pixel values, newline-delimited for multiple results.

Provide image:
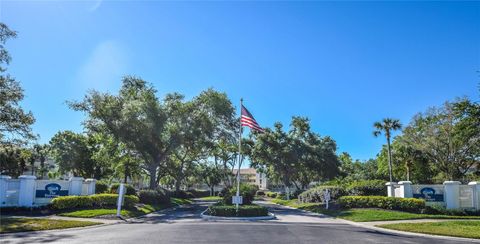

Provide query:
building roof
left=232, top=168, right=257, bottom=174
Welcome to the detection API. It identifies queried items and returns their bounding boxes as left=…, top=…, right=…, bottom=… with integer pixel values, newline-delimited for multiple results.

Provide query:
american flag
left=241, top=105, right=264, bottom=132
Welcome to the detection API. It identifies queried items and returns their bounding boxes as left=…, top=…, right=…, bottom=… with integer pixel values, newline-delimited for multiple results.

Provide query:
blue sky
left=2, top=1, right=479, bottom=161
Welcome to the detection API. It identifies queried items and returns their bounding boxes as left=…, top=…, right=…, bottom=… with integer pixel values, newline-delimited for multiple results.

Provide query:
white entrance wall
left=0, top=175, right=96, bottom=207
left=388, top=181, right=479, bottom=210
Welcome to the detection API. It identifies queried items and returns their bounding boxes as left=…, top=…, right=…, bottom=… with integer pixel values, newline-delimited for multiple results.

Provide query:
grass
left=197, top=196, right=222, bottom=201
left=378, top=221, right=480, bottom=239
left=58, top=197, right=194, bottom=218
left=0, top=217, right=100, bottom=233
left=270, top=199, right=480, bottom=222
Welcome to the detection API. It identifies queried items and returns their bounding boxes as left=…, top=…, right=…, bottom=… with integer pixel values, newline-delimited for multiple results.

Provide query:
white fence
left=0, top=175, right=96, bottom=207
left=387, top=181, right=480, bottom=210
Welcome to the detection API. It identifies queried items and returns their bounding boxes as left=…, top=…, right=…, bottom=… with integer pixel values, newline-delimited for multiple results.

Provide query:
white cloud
left=77, top=40, right=128, bottom=92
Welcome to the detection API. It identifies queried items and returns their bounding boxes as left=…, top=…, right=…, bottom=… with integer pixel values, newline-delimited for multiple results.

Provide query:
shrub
left=110, top=183, right=137, bottom=196
left=256, top=190, right=266, bottom=196
left=95, top=181, right=109, bottom=194
left=207, top=204, right=268, bottom=217
left=187, top=190, right=210, bottom=198
left=346, top=180, right=385, bottom=196
left=138, top=190, right=170, bottom=205
left=222, top=184, right=259, bottom=205
left=51, top=194, right=139, bottom=210
left=266, top=192, right=278, bottom=198
left=298, top=186, right=346, bottom=203
left=338, top=196, right=425, bottom=213
left=51, top=196, right=93, bottom=210
left=423, top=204, right=480, bottom=216
left=170, top=190, right=195, bottom=199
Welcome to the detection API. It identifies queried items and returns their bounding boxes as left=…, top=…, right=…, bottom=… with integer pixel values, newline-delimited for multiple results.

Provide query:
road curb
left=200, top=209, right=276, bottom=221
left=266, top=201, right=480, bottom=243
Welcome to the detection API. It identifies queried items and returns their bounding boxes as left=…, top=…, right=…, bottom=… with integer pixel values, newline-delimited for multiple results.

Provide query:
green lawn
left=197, top=196, right=222, bottom=201
left=270, top=199, right=480, bottom=222
left=0, top=217, right=100, bottom=233
left=378, top=221, right=480, bottom=239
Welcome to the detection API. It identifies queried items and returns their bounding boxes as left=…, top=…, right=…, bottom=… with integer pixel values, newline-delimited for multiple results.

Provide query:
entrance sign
left=413, top=186, right=444, bottom=202
left=35, top=182, right=68, bottom=198
left=232, top=196, right=243, bottom=205
left=324, top=189, right=331, bottom=209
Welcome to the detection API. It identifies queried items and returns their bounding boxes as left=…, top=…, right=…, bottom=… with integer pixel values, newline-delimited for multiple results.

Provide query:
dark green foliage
left=138, top=190, right=170, bottom=205
left=266, top=192, right=278, bottom=198
left=338, top=196, right=425, bottom=213
left=207, top=204, right=268, bottom=217
left=298, top=186, right=347, bottom=203
left=170, top=190, right=194, bottom=199
left=187, top=190, right=210, bottom=198
left=346, top=180, right=385, bottom=196
left=423, top=204, right=480, bottom=216
left=110, top=183, right=136, bottom=196
left=95, top=181, right=109, bottom=194
left=222, top=184, right=259, bottom=205
left=256, top=191, right=266, bottom=196
left=51, top=194, right=139, bottom=210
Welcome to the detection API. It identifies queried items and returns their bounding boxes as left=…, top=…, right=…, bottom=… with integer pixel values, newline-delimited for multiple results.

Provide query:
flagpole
left=236, top=98, right=243, bottom=211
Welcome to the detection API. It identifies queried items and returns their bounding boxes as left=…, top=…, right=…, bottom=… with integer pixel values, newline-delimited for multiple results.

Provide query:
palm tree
left=373, top=118, right=402, bottom=182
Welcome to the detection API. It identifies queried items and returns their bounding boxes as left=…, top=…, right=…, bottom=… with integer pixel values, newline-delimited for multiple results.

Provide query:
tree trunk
left=175, top=179, right=181, bottom=194
left=405, top=162, right=410, bottom=181
left=386, top=137, right=393, bottom=182
left=148, top=165, right=157, bottom=189
left=210, top=186, right=214, bottom=196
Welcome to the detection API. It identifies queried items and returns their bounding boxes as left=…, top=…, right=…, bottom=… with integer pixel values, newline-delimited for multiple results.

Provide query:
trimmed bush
left=298, top=186, right=347, bottom=203
left=51, top=194, right=139, bottom=210
left=170, top=190, right=195, bottom=199
left=110, top=183, right=137, bottom=196
left=138, top=190, right=170, bottom=205
left=187, top=190, right=210, bottom=198
left=346, top=180, right=385, bottom=196
left=207, top=204, right=268, bottom=217
left=95, top=181, right=109, bottom=194
left=338, top=196, right=425, bottom=213
left=266, top=192, right=278, bottom=198
left=51, top=196, right=93, bottom=210
left=256, top=190, right=266, bottom=196
left=222, top=184, right=259, bottom=205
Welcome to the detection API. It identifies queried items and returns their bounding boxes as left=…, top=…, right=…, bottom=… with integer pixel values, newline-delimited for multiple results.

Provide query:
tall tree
left=402, top=98, right=479, bottom=181
left=70, top=76, right=177, bottom=189
left=373, top=118, right=402, bottom=182
left=0, top=23, right=35, bottom=144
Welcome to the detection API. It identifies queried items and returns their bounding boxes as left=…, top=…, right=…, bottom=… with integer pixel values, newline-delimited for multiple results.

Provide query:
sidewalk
left=2, top=214, right=124, bottom=224
left=361, top=218, right=480, bottom=227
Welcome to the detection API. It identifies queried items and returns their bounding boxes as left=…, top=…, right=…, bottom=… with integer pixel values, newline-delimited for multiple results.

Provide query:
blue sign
left=413, top=187, right=444, bottom=202
left=35, top=183, right=69, bottom=198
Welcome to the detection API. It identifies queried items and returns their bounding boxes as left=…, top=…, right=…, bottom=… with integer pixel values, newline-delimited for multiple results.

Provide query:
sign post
left=116, top=183, right=125, bottom=217
left=324, top=189, right=331, bottom=209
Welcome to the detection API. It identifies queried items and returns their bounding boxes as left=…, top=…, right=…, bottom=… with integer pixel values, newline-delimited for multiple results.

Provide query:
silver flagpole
left=236, top=98, right=243, bottom=211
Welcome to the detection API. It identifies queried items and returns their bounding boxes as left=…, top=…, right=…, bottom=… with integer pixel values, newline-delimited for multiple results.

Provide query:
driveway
left=1, top=200, right=476, bottom=244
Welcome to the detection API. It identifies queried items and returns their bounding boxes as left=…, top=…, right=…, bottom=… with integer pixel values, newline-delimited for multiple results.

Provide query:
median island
left=203, top=184, right=271, bottom=218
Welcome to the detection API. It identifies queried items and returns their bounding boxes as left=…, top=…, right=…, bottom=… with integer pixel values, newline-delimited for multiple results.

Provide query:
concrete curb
left=200, top=209, right=276, bottom=221
left=266, top=201, right=480, bottom=243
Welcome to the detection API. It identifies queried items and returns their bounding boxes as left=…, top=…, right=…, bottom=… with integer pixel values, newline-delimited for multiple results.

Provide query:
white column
left=84, top=179, right=96, bottom=195
left=397, top=181, right=413, bottom=198
left=468, top=182, right=479, bottom=211
left=68, top=177, right=84, bottom=196
left=18, top=175, right=36, bottom=207
left=0, top=175, right=12, bottom=207
left=443, top=181, right=461, bottom=209
left=385, top=182, right=397, bottom=197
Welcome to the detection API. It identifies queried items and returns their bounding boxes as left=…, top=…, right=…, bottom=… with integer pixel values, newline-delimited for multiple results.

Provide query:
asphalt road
left=1, top=201, right=476, bottom=244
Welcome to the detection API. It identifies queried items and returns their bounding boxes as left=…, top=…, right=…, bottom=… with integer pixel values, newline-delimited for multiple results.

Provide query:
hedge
left=346, top=180, right=385, bottom=196
left=266, top=192, right=278, bottom=198
left=95, top=181, right=109, bottom=194
left=138, top=190, right=170, bottom=205
left=338, top=196, right=425, bottom=213
left=110, top=183, right=137, bottom=196
left=298, top=186, right=347, bottom=203
left=51, top=194, right=139, bottom=210
left=222, top=184, right=258, bottom=205
left=207, top=204, right=268, bottom=217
